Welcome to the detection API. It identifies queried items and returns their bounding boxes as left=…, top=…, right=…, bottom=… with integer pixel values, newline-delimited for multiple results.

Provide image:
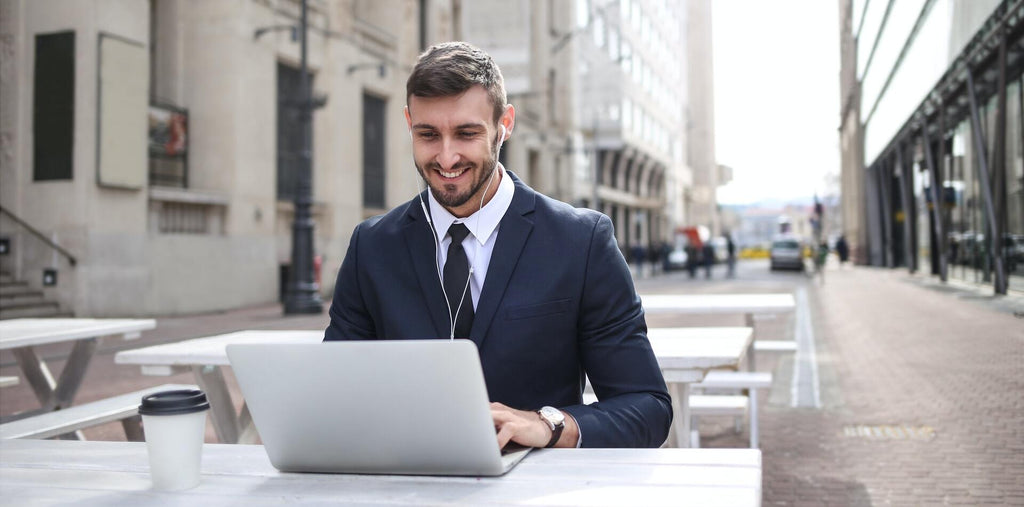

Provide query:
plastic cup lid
left=138, top=389, right=210, bottom=416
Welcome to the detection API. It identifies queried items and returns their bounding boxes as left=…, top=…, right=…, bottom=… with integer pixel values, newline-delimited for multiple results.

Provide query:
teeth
left=439, top=168, right=466, bottom=178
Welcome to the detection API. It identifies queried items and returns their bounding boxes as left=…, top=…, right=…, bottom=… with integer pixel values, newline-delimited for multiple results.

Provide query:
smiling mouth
left=437, top=167, right=469, bottom=179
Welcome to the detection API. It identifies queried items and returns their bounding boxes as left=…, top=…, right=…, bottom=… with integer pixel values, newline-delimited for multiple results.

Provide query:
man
left=725, top=234, right=736, bottom=278
left=325, top=42, right=671, bottom=449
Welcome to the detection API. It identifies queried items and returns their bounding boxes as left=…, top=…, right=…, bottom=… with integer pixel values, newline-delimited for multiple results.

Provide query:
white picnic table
left=646, top=327, right=753, bottom=447
left=642, top=293, right=796, bottom=369
left=116, top=328, right=749, bottom=448
left=641, top=294, right=796, bottom=316
left=0, top=439, right=763, bottom=506
left=0, top=318, right=155, bottom=416
left=114, top=330, right=323, bottom=444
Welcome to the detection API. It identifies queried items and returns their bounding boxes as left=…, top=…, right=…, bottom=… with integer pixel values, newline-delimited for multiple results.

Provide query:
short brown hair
left=406, top=42, right=507, bottom=124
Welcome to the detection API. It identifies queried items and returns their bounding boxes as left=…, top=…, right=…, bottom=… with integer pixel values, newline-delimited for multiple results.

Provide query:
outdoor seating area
left=0, top=297, right=797, bottom=505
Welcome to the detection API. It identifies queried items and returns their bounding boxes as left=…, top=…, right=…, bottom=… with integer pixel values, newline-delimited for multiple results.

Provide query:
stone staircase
left=0, top=271, right=69, bottom=319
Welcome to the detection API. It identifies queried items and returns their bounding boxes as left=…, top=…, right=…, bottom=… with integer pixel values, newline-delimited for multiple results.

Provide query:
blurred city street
left=2, top=259, right=1021, bottom=505
left=3, top=0, right=1023, bottom=503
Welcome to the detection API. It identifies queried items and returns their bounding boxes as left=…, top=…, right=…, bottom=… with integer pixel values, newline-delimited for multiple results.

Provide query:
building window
left=33, top=31, right=75, bottom=181
left=363, top=93, right=387, bottom=209
left=577, top=0, right=590, bottom=29
left=592, top=14, right=605, bottom=48
left=607, top=27, right=620, bottom=61
left=157, top=201, right=209, bottom=234
left=277, top=63, right=312, bottom=201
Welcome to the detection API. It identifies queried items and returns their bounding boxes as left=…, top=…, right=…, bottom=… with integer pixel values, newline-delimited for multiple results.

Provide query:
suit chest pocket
left=505, top=298, right=573, bottom=321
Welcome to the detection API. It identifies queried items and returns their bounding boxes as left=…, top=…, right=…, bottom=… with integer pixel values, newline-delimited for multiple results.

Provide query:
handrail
left=0, top=205, right=78, bottom=266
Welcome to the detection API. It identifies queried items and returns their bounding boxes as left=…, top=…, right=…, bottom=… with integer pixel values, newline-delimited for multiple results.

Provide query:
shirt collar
left=427, top=164, right=515, bottom=246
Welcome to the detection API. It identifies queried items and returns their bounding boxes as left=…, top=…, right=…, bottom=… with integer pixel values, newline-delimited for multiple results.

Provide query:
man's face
left=406, top=86, right=508, bottom=218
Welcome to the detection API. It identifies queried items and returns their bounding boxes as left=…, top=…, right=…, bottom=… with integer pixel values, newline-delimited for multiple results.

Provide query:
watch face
left=540, top=406, right=565, bottom=425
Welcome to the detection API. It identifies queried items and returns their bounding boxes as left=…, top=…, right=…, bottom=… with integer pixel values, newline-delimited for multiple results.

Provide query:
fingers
left=495, top=422, right=515, bottom=450
left=490, top=403, right=548, bottom=449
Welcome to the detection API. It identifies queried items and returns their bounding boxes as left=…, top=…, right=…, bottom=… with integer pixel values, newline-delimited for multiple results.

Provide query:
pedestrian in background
left=835, top=235, right=850, bottom=268
left=685, top=242, right=698, bottom=278
left=702, top=242, right=714, bottom=279
left=725, top=234, right=736, bottom=278
left=632, top=244, right=646, bottom=278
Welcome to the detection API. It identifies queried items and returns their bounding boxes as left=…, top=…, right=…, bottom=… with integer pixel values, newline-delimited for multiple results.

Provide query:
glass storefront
left=940, top=75, right=1024, bottom=291
left=1004, top=78, right=1023, bottom=290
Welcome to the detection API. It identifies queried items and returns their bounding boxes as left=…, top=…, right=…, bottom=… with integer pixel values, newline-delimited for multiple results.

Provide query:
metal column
left=895, top=143, right=916, bottom=272
left=284, top=0, right=324, bottom=314
left=921, top=125, right=949, bottom=282
left=965, top=69, right=1009, bottom=294
left=993, top=28, right=1009, bottom=291
left=878, top=159, right=895, bottom=268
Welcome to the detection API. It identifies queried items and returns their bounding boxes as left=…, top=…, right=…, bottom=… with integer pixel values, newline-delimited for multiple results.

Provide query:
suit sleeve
left=561, top=214, right=673, bottom=447
left=324, top=222, right=377, bottom=341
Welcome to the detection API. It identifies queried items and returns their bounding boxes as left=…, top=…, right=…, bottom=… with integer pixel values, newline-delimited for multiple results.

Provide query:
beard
left=416, top=144, right=499, bottom=210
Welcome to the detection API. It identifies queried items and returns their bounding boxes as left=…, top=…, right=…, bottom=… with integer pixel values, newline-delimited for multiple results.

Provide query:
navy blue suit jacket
left=324, top=173, right=672, bottom=447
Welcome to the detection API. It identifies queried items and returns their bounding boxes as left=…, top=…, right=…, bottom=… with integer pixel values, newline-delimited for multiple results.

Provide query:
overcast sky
left=711, top=0, right=841, bottom=206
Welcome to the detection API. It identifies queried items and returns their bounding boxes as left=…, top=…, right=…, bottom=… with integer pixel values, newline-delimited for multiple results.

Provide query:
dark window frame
left=277, top=62, right=313, bottom=202
left=362, top=92, right=387, bottom=209
left=33, top=30, right=76, bottom=182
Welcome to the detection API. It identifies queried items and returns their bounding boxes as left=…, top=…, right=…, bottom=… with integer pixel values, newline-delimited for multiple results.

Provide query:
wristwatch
left=536, top=406, right=565, bottom=448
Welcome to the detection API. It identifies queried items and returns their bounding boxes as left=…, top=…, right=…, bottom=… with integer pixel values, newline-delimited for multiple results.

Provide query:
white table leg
left=236, top=403, right=260, bottom=444
left=12, top=338, right=99, bottom=412
left=51, top=338, right=98, bottom=410
left=11, top=347, right=57, bottom=407
left=191, top=365, right=240, bottom=444
left=749, top=389, right=759, bottom=448
left=744, top=313, right=756, bottom=371
left=670, top=382, right=692, bottom=448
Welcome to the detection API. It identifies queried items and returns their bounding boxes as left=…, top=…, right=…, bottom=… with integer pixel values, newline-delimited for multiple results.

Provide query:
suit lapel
left=470, top=174, right=536, bottom=350
left=402, top=192, right=449, bottom=338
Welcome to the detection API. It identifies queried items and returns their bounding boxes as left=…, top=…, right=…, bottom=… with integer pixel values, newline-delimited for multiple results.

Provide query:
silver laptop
left=226, top=340, right=531, bottom=476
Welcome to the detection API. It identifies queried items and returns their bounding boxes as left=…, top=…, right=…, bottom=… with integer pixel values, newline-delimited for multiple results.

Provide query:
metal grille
left=158, top=202, right=208, bottom=234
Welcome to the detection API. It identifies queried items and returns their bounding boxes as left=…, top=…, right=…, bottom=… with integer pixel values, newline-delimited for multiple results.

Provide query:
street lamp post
left=284, top=0, right=323, bottom=314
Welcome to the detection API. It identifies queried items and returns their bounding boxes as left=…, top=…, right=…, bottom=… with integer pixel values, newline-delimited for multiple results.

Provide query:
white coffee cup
left=139, top=389, right=210, bottom=491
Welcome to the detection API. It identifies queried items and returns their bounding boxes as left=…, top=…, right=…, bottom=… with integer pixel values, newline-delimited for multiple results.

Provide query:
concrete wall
left=1, top=0, right=453, bottom=317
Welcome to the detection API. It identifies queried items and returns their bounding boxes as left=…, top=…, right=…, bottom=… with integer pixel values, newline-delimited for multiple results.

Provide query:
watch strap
left=538, top=409, right=564, bottom=448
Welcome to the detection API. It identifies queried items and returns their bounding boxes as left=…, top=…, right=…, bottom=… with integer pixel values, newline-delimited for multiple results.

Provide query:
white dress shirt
left=427, top=164, right=515, bottom=310
left=427, top=166, right=583, bottom=447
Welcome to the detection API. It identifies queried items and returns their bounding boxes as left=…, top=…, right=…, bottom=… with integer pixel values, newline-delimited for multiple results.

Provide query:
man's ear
left=404, top=105, right=412, bottom=130
left=500, top=104, right=516, bottom=140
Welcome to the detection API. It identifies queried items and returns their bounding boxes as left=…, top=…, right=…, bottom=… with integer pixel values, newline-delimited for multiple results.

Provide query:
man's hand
left=490, top=402, right=579, bottom=449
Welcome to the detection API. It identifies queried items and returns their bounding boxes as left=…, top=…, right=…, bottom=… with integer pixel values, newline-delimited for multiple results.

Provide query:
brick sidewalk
left=756, top=267, right=1024, bottom=506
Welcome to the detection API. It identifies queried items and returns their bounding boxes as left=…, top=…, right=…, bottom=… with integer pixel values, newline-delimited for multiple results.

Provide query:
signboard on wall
left=97, top=33, right=148, bottom=189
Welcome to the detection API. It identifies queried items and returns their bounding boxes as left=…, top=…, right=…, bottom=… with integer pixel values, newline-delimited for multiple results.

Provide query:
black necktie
left=444, top=223, right=474, bottom=338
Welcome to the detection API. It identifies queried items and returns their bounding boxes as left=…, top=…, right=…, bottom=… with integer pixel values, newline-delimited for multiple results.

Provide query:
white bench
left=0, top=384, right=196, bottom=440
left=747, top=340, right=797, bottom=371
left=753, top=340, right=798, bottom=353
left=691, top=371, right=773, bottom=448
left=688, top=395, right=747, bottom=448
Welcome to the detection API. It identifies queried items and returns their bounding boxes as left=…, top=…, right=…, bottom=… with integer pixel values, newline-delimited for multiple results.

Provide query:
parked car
left=770, top=237, right=805, bottom=271
left=664, top=249, right=689, bottom=271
